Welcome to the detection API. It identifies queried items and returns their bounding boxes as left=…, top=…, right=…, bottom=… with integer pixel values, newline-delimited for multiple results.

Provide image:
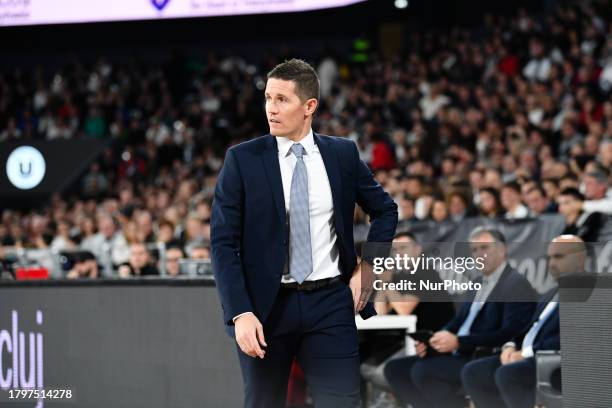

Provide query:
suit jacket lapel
left=486, top=264, right=512, bottom=301
left=314, top=133, right=345, bottom=234
left=261, top=135, right=287, bottom=226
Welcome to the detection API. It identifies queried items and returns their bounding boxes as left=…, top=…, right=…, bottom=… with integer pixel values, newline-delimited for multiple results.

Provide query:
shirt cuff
left=521, top=347, right=534, bottom=358
left=232, top=312, right=254, bottom=323
left=502, top=341, right=517, bottom=350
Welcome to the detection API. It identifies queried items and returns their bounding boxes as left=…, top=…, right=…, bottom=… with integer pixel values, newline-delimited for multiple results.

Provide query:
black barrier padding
left=0, top=282, right=242, bottom=407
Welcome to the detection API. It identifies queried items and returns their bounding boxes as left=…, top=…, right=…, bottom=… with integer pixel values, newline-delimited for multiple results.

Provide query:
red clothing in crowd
left=498, top=54, right=520, bottom=77
left=370, top=141, right=396, bottom=171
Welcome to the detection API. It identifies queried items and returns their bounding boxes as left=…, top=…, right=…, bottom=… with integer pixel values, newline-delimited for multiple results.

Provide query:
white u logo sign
left=6, top=146, right=46, bottom=190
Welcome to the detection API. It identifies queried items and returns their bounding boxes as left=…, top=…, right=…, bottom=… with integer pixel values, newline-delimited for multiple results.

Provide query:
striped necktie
left=288, top=143, right=313, bottom=283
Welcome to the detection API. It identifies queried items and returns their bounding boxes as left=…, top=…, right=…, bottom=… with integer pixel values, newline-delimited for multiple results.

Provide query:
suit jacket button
left=283, top=239, right=287, bottom=245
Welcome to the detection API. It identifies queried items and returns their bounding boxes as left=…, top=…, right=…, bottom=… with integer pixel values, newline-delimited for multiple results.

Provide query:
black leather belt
left=280, top=276, right=342, bottom=291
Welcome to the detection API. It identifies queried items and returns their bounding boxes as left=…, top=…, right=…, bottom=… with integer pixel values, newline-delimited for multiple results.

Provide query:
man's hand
left=234, top=313, right=267, bottom=359
left=429, top=330, right=459, bottom=353
left=500, top=346, right=516, bottom=365
left=415, top=341, right=427, bottom=358
left=350, top=260, right=375, bottom=312
left=504, top=350, right=525, bottom=365
left=507, top=350, right=524, bottom=364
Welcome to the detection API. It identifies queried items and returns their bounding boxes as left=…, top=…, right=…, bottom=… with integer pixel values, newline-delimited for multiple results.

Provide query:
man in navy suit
left=211, top=59, right=398, bottom=408
left=461, top=235, right=586, bottom=408
left=384, top=227, right=536, bottom=408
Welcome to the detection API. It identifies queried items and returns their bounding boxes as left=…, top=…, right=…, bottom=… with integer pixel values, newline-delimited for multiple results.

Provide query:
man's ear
left=305, top=98, right=318, bottom=117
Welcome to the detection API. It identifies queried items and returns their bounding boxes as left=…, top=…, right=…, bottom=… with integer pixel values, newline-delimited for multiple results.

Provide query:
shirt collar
left=483, top=261, right=507, bottom=285
left=276, top=129, right=315, bottom=157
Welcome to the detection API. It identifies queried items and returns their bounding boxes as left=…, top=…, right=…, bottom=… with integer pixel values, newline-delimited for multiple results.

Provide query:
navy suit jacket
left=514, top=289, right=560, bottom=352
left=444, top=264, right=537, bottom=355
left=211, top=133, right=398, bottom=336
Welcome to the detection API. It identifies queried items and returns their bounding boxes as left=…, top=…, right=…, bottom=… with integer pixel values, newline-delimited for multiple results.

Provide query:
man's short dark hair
left=405, top=174, right=425, bottom=184
left=559, top=173, right=577, bottom=183
left=267, top=58, right=320, bottom=102
left=165, top=244, right=184, bottom=254
left=526, top=183, right=547, bottom=198
left=469, top=226, right=506, bottom=245
left=394, top=231, right=418, bottom=242
left=559, top=187, right=584, bottom=201
left=480, top=186, right=500, bottom=198
left=502, top=181, right=521, bottom=194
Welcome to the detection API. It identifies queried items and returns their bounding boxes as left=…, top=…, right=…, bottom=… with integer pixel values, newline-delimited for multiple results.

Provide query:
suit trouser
left=237, top=280, right=360, bottom=408
left=461, top=355, right=536, bottom=408
left=384, top=354, right=470, bottom=408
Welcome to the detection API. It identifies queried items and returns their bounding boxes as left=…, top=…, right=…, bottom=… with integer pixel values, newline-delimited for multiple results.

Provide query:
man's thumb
left=256, top=325, right=267, bottom=347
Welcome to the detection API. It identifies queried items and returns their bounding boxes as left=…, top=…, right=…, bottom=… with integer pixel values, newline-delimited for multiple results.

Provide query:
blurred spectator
left=157, top=219, right=178, bottom=246
left=87, top=214, right=130, bottom=276
left=501, top=182, right=529, bottom=219
left=78, top=216, right=98, bottom=251
left=598, top=140, right=612, bottom=168
left=429, top=199, right=449, bottom=223
left=478, top=187, right=502, bottom=218
left=523, top=39, right=551, bottom=82
left=581, top=168, right=612, bottom=214
left=163, top=245, right=184, bottom=277
left=188, top=241, right=211, bottom=260
left=136, top=211, right=156, bottom=243
left=0, top=117, right=21, bottom=141
left=181, top=214, right=206, bottom=249
left=369, top=134, right=396, bottom=171
left=118, top=242, right=159, bottom=277
left=50, top=220, right=78, bottom=252
left=66, top=251, right=100, bottom=279
left=419, top=82, right=450, bottom=120
left=317, top=54, right=338, bottom=99
left=82, top=163, right=110, bottom=199
left=559, top=173, right=580, bottom=190
left=398, top=194, right=417, bottom=225
left=557, top=187, right=602, bottom=242
left=524, top=184, right=557, bottom=215
left=448, top=192, right=471, bottom=222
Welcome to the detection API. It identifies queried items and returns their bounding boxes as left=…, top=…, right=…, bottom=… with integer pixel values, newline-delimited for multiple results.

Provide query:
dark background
left=0, top=140, right=107, bottom=208
left=0, top=0, right=546, bottom=65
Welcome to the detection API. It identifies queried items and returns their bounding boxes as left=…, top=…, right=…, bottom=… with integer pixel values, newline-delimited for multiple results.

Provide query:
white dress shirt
left=233, top=130, right=341, bottom=322
left=521, top=296, right=558, bottom=358
left=276, top=129, right=341, bottom=283
left=505, top=205, right=529, bottom=220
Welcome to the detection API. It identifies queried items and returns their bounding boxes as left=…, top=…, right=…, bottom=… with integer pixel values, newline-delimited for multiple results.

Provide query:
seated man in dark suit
left=372, top=231, right=456, bottom=331
left=362, top=232, right=455, bottom=375
left=462, top=234, right=586, bottom=408
left=384, top=227, right=536, bottom=408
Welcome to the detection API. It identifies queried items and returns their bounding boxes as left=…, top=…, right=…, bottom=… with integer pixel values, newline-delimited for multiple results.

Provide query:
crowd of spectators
left=0, top=1, right=611, bottom=279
